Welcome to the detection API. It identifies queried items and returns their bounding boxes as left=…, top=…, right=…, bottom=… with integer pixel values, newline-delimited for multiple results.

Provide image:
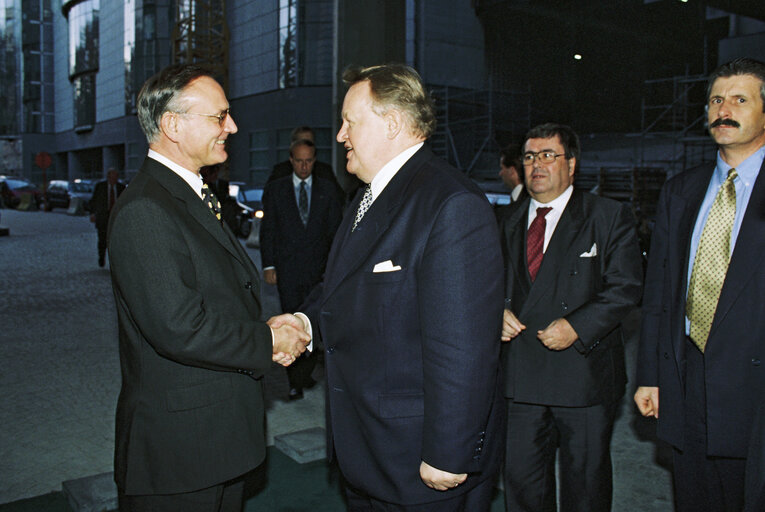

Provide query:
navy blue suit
left=260, top=175, right=342, bottom=312
left=260, top=174, right=341, bottom=391
left=302, top=145, right=505, bottom=507
left=637, top=159, right=765, bottom=510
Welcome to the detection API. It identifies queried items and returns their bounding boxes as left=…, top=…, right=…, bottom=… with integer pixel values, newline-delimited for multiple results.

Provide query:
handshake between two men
left=268, top=313, right=312, bottom=367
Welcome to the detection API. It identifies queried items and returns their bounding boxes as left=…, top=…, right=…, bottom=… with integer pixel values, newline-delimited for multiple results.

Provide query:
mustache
left=710, top=118, right=740, bottom=128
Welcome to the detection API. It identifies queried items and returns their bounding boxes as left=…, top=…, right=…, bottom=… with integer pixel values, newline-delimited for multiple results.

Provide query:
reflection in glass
left=124, top=0, right=135, bottom=113
left=0, top=0, right=19, bottom=134
left=67, top=0, right=99, bottom=129
left=279, top=0, right=298, bottom=88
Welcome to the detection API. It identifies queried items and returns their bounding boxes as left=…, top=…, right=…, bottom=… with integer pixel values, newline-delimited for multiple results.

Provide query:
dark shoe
left=288, top=388, right=303, bottom=401
left=303, top=377, right=317, bottom=389
left=98, top=256, right=105, bottom=267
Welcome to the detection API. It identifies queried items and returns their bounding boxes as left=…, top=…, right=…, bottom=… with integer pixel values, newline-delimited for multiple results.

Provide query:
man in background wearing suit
left=635, top=57, right=765, bottom=512
left=297, top=64, right=505, bottom=511
left=500, top=123, right=643, bottom=512
left=496, top=143, right=526, bottom=222
left=89, top=167, right=125, bottom=267
left=108, top=64, right=310, bottom=512
left=267, top=125, right=343, bottom=194
left=499, top=143, right=526, bottom=203
left=260, top=137, right=342, bottom=400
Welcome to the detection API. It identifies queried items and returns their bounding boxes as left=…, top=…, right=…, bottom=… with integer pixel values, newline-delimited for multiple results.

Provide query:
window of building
left=249, top=130, right=271, bottom=184
left=65, top=0, right=99, bottom=131
left=126, top=141, right=141, bottom=171
left=0, top=1, right=19, bottom=135
left=278, top=0, right=298, bottom=88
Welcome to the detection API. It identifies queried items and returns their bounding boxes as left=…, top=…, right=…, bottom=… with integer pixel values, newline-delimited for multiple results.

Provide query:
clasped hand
left=501, top=310, right=578, bottom=350
left=268, top=313, right=311, bottom=367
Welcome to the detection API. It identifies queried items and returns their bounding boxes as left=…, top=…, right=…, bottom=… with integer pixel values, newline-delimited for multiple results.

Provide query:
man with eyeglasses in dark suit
left=499, top=123, right=643, bottom=512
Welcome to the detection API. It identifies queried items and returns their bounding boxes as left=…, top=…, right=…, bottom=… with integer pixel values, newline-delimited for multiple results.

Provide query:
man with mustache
left=499, top=123, right=643, bottom=511
left=635, top=57, right=765, bottom=511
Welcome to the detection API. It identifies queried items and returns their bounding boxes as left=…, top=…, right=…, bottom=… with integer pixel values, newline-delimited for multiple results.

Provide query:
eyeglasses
left=522, top=151, right=566, bottom=166
left=170, top=108, right=230, bottom=127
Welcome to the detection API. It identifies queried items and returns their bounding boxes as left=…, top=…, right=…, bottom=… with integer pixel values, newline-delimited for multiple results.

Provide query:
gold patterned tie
left=686, top=168, right=737, bottom=352
left=201, top=183, right=223, bottom=223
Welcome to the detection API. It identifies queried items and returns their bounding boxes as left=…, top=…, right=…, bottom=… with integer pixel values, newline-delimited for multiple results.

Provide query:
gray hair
left=136, top=64, right=215, bottom=143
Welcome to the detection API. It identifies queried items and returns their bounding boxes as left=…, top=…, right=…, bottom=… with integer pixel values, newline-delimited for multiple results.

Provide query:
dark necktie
left=109, top=185, right=115, bottom=210
left=299, top=181, right=309, bottom=226
left=526, top=207, right=552, bottom=282
left=201, top=183, right=223, bottom=224
left=352, top=185, right=373, bottom=232
left=686, top=168, right=737, bottom=352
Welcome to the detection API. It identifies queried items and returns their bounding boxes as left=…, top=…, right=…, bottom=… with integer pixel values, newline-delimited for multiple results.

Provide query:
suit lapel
left=142, top=159, right=247, bottom=268
left=321, top=146, right=430, bottom=303
left=665, top=166, right=714, bottom=358
left=520, top=190, right=585, bottom=316
left=710, top=159, right=765, bottom=336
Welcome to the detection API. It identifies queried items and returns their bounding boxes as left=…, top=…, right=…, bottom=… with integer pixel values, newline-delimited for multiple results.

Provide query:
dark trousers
left=97, top=224, right=108, bottom=262
left=345, top=476, right=495, bottom=512
left=286, top=350, right=316, bottom=389
left=118, top=478, right=244, bottom=512
left=673, top=340, right=746, bottom=512
left=503, top=399, right=617, bottom=512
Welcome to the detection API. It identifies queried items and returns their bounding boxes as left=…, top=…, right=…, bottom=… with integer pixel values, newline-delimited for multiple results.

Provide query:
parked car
left=45, top=179, right=95, bottom=211
left=234, top=185, right=264, bottom=218
left=0, top=176, right=44, bottom=209
left=223, top=182, right=262, bottom=238
left=484, top=191, right=512, bottom=207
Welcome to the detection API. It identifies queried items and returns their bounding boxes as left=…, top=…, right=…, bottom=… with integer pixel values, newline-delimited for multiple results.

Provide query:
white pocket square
left=373, top=260, right=402, bottom=273
left=580, top=243, right=598, bottom=257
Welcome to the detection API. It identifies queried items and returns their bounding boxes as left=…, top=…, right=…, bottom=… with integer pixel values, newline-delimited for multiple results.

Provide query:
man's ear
left=385, top=110, right=403, bottom=139
left=160, top=111, right=181, bottom=143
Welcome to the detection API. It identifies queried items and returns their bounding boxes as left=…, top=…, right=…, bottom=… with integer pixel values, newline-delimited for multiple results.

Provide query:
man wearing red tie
left=89, top=168, right=125, bottom=267
left=499, top=123, right=643, bottom=511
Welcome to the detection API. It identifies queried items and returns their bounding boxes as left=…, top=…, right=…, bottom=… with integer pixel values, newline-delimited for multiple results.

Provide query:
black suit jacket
left=259, top=175, right=342, bottom=311
left=500, top=190, right=643, bottom=406
left=302, top=145, right=505, bottom=505
left=108, top=157, right=273, bottom=495
left=637, top=159, right=765, bottom=458
left=90, top=180, right=125, bottom=229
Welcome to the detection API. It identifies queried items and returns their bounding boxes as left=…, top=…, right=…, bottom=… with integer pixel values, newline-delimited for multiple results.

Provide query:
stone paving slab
left=274, top=427, right=327, bottom=464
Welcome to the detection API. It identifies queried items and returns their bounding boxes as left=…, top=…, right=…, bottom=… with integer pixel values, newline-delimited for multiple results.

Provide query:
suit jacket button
left=561, top=301, right=568, bottom=310
left=244, top=281, right=252, bottom=289
left=327, top=347, right=335, bottom=354
left=753, top=359, right=761, bottom=366
left=663, top=352, right=670, bottom=359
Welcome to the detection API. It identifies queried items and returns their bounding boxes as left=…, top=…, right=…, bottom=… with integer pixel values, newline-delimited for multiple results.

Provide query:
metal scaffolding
left=173, top=0, right=229, bottom=92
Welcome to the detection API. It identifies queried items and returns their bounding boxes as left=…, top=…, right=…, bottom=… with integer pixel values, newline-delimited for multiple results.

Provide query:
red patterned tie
left=526, top=207, right=552, bottom=282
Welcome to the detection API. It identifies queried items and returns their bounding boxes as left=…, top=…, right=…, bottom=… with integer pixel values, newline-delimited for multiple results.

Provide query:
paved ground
left=0, top=208, right=674, bottom=510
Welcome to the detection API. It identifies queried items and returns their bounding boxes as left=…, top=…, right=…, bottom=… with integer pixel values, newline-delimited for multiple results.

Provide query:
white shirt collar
left=511, top=183, right=524, bottom=201
left=292, top=173, right=313, bottom=188
left=529, top=184, right=574, bottom=212
left=369, top=142, right=424, bottom=202
left=147, top=149, right=203, bottom=198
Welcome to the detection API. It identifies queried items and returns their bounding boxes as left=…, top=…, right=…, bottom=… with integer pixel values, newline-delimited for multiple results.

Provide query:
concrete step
left=273, top=427, right=326, bottom=464
left=61, top=472, right=117, bottom=512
